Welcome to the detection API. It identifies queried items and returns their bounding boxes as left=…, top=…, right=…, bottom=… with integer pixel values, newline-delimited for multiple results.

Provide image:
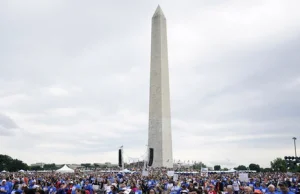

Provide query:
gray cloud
left=0, top=113, right=19, bottom=136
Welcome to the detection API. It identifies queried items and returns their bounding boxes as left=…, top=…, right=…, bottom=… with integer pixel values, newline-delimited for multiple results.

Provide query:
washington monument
left=148, top=5, right=173, bottom=168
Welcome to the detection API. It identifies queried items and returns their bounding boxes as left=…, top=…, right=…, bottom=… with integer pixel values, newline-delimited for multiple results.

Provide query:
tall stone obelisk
left=148, top=5, right=173, bottom=168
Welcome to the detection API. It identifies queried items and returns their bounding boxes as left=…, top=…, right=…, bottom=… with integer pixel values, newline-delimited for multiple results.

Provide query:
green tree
left=234, top=165, right=247, bottom=170
left=223, top=168, right=229, bottom=171
left=94, top=163, right=100, bottom=169
left=0, top=155, right=29, bottom=171
left=249, top=163, right=260, bottom=172
left=214, top=165, right=221, bottom=171
left=192, top=162, right=207, bottom=170
left=30, top=166, right=43, bottom=171
left=260, top=168, right=272, bottom=172
left=81, top=163, right=91, bottom=169
left=270, top=157, right=286, bottom=172
left=43, top=163, right=58, bottom=170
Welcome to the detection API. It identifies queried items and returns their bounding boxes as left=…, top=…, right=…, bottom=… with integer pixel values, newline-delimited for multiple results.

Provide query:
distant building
left=30, top=163, right=45, bottom=168
left=68, top=164, right=81, bottom=169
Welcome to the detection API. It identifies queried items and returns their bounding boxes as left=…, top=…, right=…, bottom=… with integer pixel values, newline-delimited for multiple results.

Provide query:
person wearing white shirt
left=232, top=179, right=240, bottom=194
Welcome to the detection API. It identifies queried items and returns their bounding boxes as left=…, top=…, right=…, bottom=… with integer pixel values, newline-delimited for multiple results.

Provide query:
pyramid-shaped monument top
left=152, top=5, right=165, bottom=18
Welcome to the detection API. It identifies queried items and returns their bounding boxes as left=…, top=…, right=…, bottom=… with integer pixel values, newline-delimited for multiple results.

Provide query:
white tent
left=18, top=170, right=25, bottom=173
left=227, top=168, right=236, bottom=173
left=120, top=169, right=131, bottom=173
left=56, top=165, right=74, bottom=173
left=1, top=170, right=7, bottom=173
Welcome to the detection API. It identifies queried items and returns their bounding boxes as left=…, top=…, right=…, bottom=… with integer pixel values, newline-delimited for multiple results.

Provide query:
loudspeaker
left=148, top=148, right=154, bottom=166
left=118, top=149, right=122, bottom=167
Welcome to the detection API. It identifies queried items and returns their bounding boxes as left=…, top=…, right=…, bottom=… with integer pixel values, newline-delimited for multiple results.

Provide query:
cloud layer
left=0, top=0, right=300, bottom=168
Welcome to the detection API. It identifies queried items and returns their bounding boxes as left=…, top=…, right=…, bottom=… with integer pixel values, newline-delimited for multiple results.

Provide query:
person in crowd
left=232, top=178, right=240, bottom=194
left=254, top=183, right=261, bottom=191
left=248, top=179, right=255, bottom=188
left=225, top=185, right=234, bottom=194
left=148, top=189, right=156, bottom=194
left=260, top=183, right=268, bottom=194
left=0, top=180, right=9, bottom=194
left=243, top=186, right=253, bottom=194
left=224, top=185, right=234, bottom=194
left=10, top=184, right=22, bottom=194
left=108, top=185, right=118, bottom=194
left=278, top=182, right=294, bottom=194
left=215, top=179, right=224, bottom=192
left=83, top=181, right=93, bottom=194
left=208, top=185, right=216, bottom=194
left=289, top=183, right=298, bottom=193
left=266, top=185, right=277, bottom=194
left=56, top=183, right=67, bottom=194
left=130, top=182, right=137, bottom=193
left=169, top=181, right=181, bottom=194
left=179, top=185, right=188, bottom=194
left=48, top=183, right=56, bottom=194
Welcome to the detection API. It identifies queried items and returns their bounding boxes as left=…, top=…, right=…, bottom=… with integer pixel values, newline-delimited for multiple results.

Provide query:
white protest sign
left=167, top=171, right=175, bottom=176
left=201, top=168, right=208, bottom=177
left=142, top=170, right=149, bottom=177
left=239, top=173, right=249, bottom=182
left=173, top=174, right=178, bottom=181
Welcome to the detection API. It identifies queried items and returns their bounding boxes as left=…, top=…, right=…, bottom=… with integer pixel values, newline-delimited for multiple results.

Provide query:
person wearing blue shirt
left=170, top=181, right=181, bottom=194
left=5, top=179, right=12, bottom=194
left=57, top=183, right=67, bottom=194
left=162, top=180, right=168, bottom=192
left=0, top=180, right=9, bottom=194
left=48, top=183, right=57, bottom=194
left=266, top=184, right=278, bottom=194
left=10, top=183, right=22, bottom=194
left=11, top=189, right=23, bottom=194
left=254, top=182, right=262, bottom=191
left=248, top=179, right=256, bottom=188
left=261, top=184, right=268, bottom=194
left=83, top=181, right=93, bottom=194
left=147, top=180, right=155, bottom=189
left=71, top=183, right=81, bottom=194
left=278, top=182, right=294, bottom=194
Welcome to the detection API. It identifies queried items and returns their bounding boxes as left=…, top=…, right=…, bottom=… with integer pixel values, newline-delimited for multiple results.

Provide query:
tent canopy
left=56, top=165, right=74, bottom=173
left=120, top=169, right=131, bottom=173
left=227, top=168, right=236, bottom=172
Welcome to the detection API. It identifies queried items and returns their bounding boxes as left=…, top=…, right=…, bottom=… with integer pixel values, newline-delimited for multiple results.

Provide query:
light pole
left=292, top=137, right=297, bottom=157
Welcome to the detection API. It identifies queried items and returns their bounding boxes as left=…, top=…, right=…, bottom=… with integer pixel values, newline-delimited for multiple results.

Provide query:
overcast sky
left=0, top=0, right=300, bottom=168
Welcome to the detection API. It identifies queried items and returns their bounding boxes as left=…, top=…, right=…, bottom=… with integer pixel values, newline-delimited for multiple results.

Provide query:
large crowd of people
left=0, top=169, right=299, bottom=194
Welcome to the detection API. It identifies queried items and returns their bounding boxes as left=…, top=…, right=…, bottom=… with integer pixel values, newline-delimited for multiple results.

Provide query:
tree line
left=0, top=154, right=299, bottom=172
left=190, top=158, right=299, bottom=173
